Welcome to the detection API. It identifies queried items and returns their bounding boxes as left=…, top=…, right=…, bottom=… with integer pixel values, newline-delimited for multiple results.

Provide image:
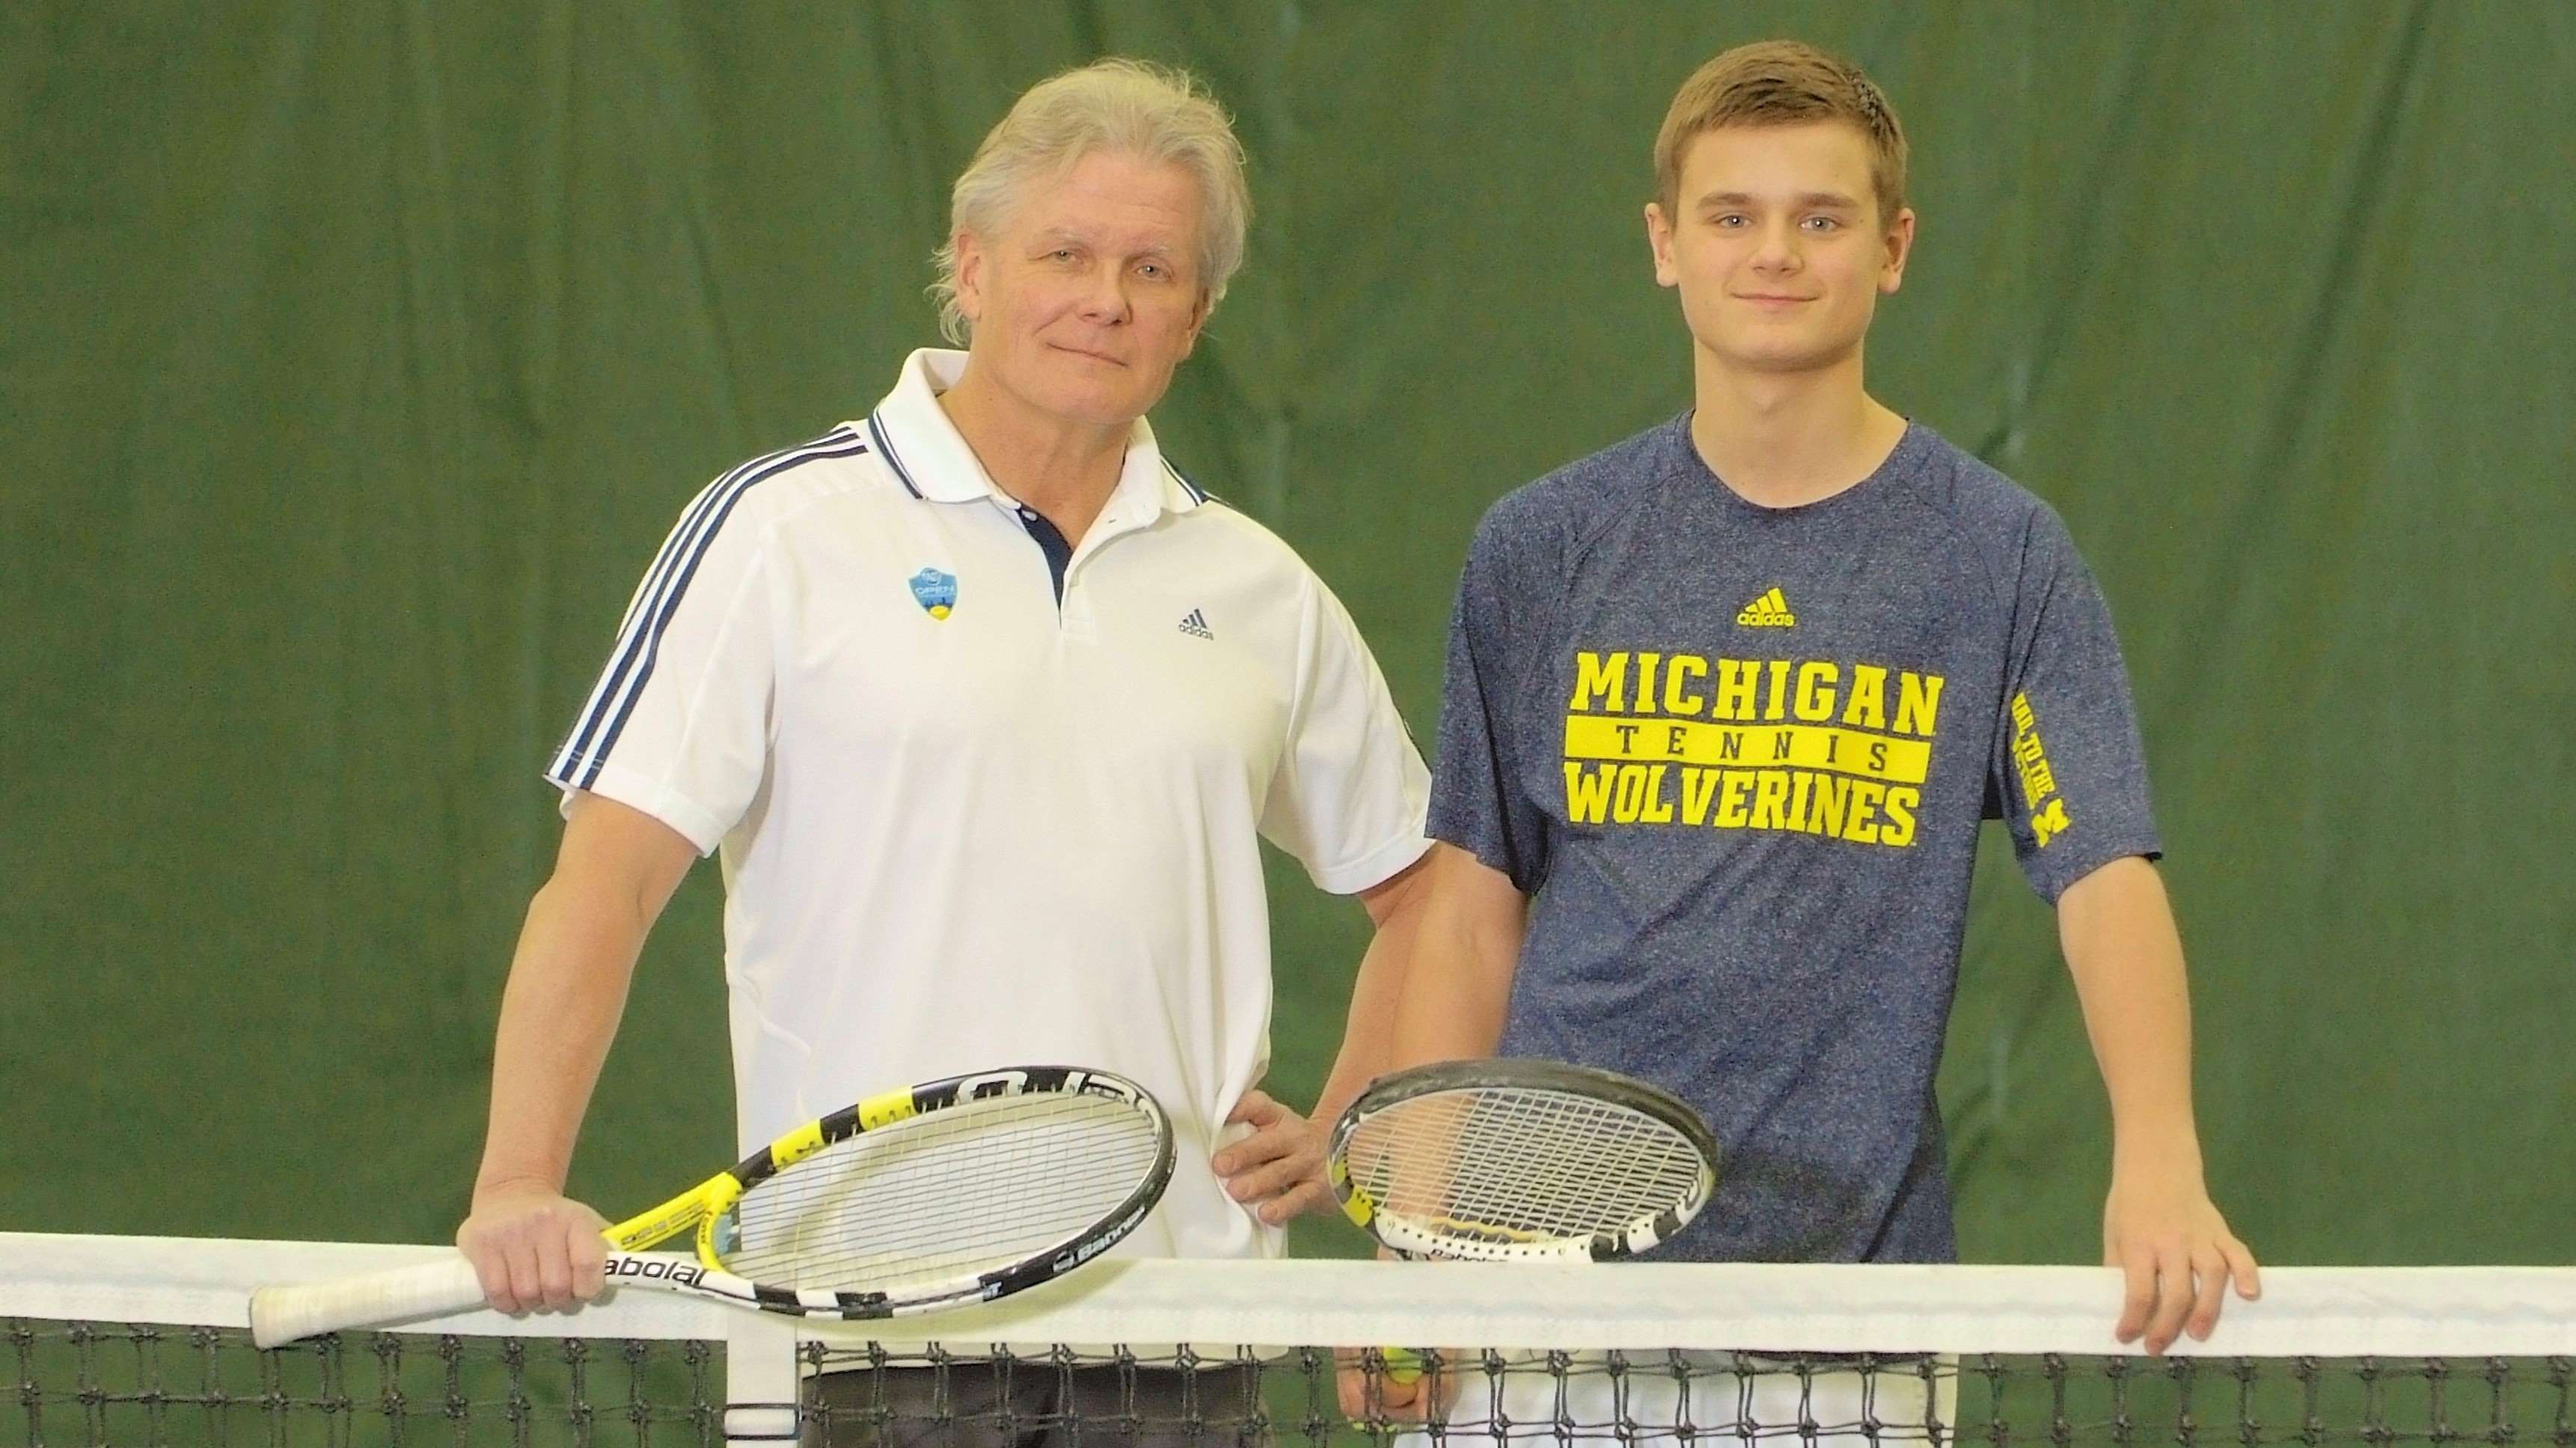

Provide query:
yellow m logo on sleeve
left=2032, top=797, right=2072, bottom=848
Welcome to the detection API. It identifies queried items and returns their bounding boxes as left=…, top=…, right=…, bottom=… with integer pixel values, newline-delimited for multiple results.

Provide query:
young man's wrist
left=2108, top=1126, right=2206, bottom=1182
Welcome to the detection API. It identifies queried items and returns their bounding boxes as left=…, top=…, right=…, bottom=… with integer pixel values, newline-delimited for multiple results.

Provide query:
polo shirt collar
left=863, top=349, right=1210, bottom=518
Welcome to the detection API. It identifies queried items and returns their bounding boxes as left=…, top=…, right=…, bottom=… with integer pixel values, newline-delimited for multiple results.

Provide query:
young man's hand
left=2056, top=859, right=2260, bottom=1355
left=2103, top=1169, right=2260, bottom=1354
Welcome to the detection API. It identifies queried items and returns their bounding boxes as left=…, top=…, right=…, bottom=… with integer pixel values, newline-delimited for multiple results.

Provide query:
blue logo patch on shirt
left=908, top=568, right=957, bottom=620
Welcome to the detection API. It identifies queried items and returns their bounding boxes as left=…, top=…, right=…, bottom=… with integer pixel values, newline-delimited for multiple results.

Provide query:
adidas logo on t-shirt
left=1178, top=608, right=1214, bottom=639
left=1736, top=587, right=1796, bottom=628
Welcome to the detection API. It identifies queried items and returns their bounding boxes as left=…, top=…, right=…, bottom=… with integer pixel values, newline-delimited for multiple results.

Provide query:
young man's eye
left=1802, top=215, right=1841, bottom=233
left=1713, top=214, right=1748, bottom=229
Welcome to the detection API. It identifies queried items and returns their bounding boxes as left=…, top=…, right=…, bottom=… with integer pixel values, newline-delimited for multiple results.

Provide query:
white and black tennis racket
left=251, top=1066, right=1172, bottom=1347
left=1328, top=1059, right=1717, bottom=1263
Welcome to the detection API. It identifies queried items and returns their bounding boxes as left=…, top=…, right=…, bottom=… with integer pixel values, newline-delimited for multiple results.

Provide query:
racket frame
left=1327, top=1058, right=1718, bottom=1263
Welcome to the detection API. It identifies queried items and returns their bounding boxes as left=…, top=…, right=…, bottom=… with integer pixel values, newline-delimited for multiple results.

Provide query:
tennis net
left=7, top=1234, right=2572, bottom=1446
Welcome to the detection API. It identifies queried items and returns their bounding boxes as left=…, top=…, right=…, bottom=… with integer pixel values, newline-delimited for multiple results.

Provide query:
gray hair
left=930, top=58, right=1251, bottom=343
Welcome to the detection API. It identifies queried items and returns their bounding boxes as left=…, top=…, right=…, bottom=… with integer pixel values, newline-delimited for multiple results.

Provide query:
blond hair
left=931, top=59, right=1250, bottom=343
left=1654, top=40, right=1908, bottom=225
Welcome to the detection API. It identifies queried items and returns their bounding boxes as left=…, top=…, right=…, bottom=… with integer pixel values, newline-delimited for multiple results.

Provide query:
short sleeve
left=1989, top=508, right=2162, bottom=901
left=542, top=478, right=777, bottom=855
left=1426, top=506, right=1553, bottom=893
left=1258, top=574, right=1432, bottom=895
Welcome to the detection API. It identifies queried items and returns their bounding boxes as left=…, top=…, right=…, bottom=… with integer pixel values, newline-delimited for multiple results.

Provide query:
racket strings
left=1348, top=1087, right=1706, bottom=1240
left=1443, top=1094, right=1697, bottom=1226
left=722, top=1093, right=1160, bottom=1295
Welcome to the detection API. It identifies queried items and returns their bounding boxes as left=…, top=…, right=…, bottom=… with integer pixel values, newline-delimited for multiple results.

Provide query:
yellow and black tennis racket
left=251, top=1065, right=1172, bottom=1346
left=1329, top=1059, right=1716, bottom=1263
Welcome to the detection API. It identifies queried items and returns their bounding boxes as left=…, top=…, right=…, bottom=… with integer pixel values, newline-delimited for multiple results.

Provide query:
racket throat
left=605, top=1173, right=744, bottom=1254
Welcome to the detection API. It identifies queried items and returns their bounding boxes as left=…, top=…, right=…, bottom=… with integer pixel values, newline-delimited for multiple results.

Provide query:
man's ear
left=1879, top=206, right=1917, bottom=295
left=1645, top=202, right=1681, bottom=289
left=952, top=230, right=987, bottom=325
left=1181, top=289, right=1210, bottom=358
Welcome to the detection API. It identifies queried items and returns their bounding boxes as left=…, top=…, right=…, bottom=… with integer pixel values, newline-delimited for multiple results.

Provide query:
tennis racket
left=250, top=1065, right=1173, bottom=1347
left=1327, top=1059, right=1718, bottom=1402
left=1328, top=1058, right=1718, bottom=1263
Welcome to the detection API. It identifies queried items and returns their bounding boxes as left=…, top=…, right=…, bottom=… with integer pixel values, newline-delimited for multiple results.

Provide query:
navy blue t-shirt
left=1428, top=416, right=2161, bottom=1263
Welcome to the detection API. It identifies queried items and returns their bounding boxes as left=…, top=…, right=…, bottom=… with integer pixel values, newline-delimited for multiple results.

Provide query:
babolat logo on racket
left=1053, top=1232, right=1118, bottom=1272
left=1429, top=1219, right=1548, bottom=1245
left=1073, top=1071, right=1140, bottom=1102
left=608, top=1258, right=706, bottom=1288
left=957, top=1067, right=1140, bottom=1104
left=1052, top=1189, right=1154, bottom=1272
left=958, top=1069, right=1031, bottom=1098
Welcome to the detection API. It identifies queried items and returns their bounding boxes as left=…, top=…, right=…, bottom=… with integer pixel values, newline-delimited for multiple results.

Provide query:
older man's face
left=954, top=150, right=1208, bottom=430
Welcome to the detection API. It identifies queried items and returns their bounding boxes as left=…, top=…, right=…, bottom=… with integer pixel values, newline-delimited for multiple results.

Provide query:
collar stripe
left=1161, top=458, right=1210, bottom=506
left=551, top=429, right=868, bottom=787
left=866, top=411, right=923, bottom=499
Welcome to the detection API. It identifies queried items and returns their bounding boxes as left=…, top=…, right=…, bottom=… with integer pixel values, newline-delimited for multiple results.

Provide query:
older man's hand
left=1212, top=1089, right=1332, bottom=1224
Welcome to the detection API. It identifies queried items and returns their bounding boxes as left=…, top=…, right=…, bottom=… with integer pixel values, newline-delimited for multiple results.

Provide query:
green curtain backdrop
left=6, top=1, right=2569, bottom=1263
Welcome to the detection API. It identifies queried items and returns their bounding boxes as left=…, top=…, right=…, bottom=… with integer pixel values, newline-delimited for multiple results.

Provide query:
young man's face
left=953, top=149, right=1209, bottom=430
left=1646, top=120, right=1914, bottom=377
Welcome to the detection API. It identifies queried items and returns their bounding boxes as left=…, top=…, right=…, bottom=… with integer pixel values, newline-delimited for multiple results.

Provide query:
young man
left=1389, top=37, right=2257, bottom=1373
left=459, top=60, right=1431, bottom=1447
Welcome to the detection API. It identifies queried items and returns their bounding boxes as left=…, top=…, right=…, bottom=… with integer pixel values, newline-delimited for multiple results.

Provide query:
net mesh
left=8, top=1316, right=722, bottom=1446
left=7, top=1236, right=2574, bottom=1447
left=1341, top=1087, right=1707, bottom=1242
left=726, top=1091, right=1163, bottom=1295
left=801, top=1346, right=2576, bottom=1447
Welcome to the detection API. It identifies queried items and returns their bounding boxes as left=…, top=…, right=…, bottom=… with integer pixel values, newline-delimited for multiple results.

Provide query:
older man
left=456, top=60, right=1431, bottom=1435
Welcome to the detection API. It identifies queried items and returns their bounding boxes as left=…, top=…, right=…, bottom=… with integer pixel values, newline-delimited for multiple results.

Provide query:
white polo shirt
left=545, top=349, right=1431, bottom=1260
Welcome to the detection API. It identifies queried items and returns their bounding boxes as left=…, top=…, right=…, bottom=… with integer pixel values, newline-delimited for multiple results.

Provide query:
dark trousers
left=805, top=1361, right=1267, bottom=1448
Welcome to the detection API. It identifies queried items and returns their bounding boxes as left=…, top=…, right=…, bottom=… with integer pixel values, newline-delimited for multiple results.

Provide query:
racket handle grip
left=250, top=1254, right=489, bottom=1348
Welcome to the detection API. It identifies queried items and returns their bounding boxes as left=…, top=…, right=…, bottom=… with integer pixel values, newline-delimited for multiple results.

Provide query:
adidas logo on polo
left=1736, top=587, right=1797, bottom=628
left=1178, top=608, right=1214, bottom=639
